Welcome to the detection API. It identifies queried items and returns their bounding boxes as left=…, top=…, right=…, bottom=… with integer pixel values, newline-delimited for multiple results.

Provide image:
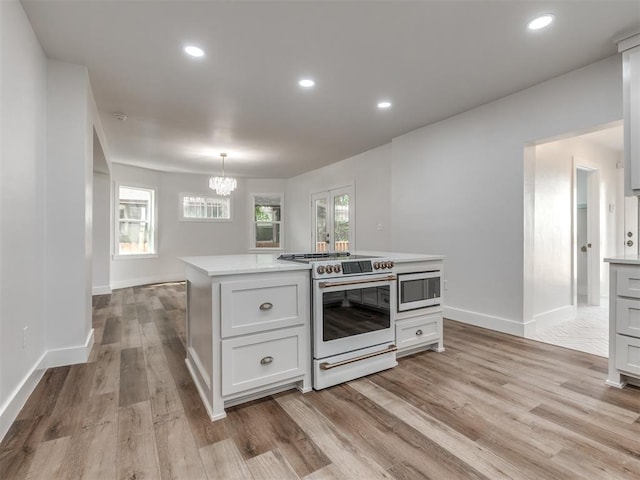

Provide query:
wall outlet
left=443, top=280, right=448, bottom=291
left=377, top=223, right=383, bottom=231
left=22, top=326, right=28, bottom=349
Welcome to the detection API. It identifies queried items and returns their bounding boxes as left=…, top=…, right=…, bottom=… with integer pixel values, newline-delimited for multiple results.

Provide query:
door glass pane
left=334, top=194, right=349, bottom=251
left=315, top=198, right=327, bottom=252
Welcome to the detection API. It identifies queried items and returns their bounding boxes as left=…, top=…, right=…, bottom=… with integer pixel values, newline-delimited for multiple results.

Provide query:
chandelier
left=209, top=153, right=237, bottom=196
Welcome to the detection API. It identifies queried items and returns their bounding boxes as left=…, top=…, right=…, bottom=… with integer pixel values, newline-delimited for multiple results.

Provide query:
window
left=117, top=185, right=156, bottom=256
left=180, top=193, right=231, bottom=221
left=251, top=193, right=283, bottom=250
left=312, top=185, right=354, bottom=252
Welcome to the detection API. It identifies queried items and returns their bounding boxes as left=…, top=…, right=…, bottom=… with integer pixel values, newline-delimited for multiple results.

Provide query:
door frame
left=310, top=183, right=355, bottom=252
left=573, top=160, right=600, bottom=306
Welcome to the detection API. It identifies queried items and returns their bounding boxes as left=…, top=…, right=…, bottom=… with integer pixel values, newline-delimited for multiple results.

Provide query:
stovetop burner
left=278, top=252, right=377, bottom=263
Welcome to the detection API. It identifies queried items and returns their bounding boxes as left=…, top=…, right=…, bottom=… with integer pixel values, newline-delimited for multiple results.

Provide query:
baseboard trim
left=444, top=306, right=525, bottom=337
left=0, top=329, right=95, bottom=443
left=110, top=274, right=185, bottom=290
left=0, top=352, right=47, bottom=442
left=530, top=305, right=576, bottom=333
left=44, top=328, right=94, bottom=369
left=92, top=285, right=112, bottom=295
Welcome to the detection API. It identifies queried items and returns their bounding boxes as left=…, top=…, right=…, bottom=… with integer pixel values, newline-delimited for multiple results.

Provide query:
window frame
left=113, top=183, right=158, bottom=259
left=249, top=192, right=284, bottom=252
left=178, top=192, right=232, bottom=222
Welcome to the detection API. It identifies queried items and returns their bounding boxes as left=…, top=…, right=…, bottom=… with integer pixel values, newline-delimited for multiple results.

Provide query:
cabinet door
left=220, top=276, right=306, bottom=337
left=616, top=298, right=640, bottom=337
left=221, top=326, right=306, bottom=396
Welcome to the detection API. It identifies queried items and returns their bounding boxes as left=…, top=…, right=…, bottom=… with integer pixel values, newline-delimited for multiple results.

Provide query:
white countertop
left=181, top=251, right=444, bottom=276
left=604, top=255, right=640, bottom=265
left=181, top=254, right=312, bottom=276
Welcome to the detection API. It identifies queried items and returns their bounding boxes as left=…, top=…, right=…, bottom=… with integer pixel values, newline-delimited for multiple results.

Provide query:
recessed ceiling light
left=184, top=45, right=205, bottom=58
left=377, top=101, right=392, bottom=110
left=299, top=79, right=315, bottom=88
left=527, top=14, right=554, bottom=31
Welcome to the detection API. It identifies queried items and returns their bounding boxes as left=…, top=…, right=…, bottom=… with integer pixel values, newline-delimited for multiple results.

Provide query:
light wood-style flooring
left=1, top=282, right=639, bottom=479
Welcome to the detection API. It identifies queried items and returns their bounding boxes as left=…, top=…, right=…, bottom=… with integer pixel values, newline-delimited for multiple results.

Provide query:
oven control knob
left=388, top=261, right=394, bottom=268
left=334, top=264, right=341, bottom=273
left=382, top=261, right=389, bottom=269
left=373, top=262, right=380, bottom=269
left=325, top=265, right=334, bottom=273
left=317, top=266, right=326, bottom=274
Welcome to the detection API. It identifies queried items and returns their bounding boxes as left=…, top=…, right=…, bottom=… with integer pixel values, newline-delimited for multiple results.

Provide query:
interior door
left=624, top=195, right=639, bottom=255
left=312, top=185, right=354, bottom=252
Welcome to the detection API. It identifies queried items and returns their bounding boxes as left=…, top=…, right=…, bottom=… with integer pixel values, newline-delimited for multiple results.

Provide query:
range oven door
left=313, top=274, right=396, bottom=359
left=397, top=271, right=441, bottom=312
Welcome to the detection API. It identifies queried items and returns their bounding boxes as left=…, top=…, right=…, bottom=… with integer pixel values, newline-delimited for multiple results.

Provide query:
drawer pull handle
left=260, top=356, right=274, bottom=365
left=259, top=302, right=273, bottom=311
left=416, top=329, right=423, bottom=336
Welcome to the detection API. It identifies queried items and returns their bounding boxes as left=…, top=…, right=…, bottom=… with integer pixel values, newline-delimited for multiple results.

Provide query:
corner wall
left=0, top=0, right=48, bottom=440
left=285, top=143, right=392, bottom=252
left=390, top=55, right=622, bottom=335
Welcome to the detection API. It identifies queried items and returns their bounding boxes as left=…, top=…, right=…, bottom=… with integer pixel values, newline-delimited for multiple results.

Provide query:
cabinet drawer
left=616, top=298, right=640, bottom=337
left=615, top=334, right=640, bottom=377
left=616, top=267, right=640, bottom=298
left=396, top=314, right=440, bottom=351
left=221, top=326, right=306, bottom=396
left=221, top=277, right=305, bottom=337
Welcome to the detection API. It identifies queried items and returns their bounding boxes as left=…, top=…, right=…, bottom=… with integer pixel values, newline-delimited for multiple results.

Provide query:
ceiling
left=22, top=1, right=640, bottom=179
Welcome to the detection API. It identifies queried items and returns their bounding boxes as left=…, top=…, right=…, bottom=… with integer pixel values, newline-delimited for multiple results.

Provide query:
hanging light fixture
left=209, top=152, right=237, bottom=196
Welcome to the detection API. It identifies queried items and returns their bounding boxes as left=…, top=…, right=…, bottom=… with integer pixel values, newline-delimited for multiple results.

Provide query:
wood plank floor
left=1, top=282, right=639, bottom=479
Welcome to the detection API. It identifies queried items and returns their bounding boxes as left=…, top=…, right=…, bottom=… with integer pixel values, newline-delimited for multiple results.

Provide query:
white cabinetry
left=606, top=260, right=640, bottom=388
left=620, top=33, right=640, bottom=195
left=394, top=259, right=444, bottom=357
left=185, top=266, right=311, bottom=420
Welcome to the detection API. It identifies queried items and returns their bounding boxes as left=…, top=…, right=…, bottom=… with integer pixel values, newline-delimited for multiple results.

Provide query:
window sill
left=113, top=253, right=159, bottom=261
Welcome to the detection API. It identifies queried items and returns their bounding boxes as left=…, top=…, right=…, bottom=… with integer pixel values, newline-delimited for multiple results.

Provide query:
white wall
left=390, top=55, right=622, bottom=335
left=93, top=172, right=111, bottom=294
left=532, top=137, right=620, bottom=328
left=45, top=60, right=94, bottom=361
left=0, top=0, right=48, bottom=439
left=285, top=143, right=392, bottom=252
left=109, top=164, right=286, bottom=288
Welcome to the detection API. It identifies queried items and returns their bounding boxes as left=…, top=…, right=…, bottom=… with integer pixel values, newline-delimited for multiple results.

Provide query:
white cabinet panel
left=615, top=334, right=640, bottom=377
left=616, top=298, right=640, bottom=337
left=396, top=314, right=440, bottom=352
left=616, top=267, right=640, bottom=298
left=221, top=276, right=305, bottom=337
left=221, top=326, right=306, bottom=396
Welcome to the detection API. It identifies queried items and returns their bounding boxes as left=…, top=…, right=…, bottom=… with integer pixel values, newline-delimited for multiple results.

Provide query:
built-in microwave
left=397, top=271, right=441, bottom=312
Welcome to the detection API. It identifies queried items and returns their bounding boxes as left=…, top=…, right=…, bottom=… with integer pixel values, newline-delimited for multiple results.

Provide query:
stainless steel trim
left=319, top=344, right=397, bottom=370
left=259, top=302, right=273, bottom=310
left=318, top=275, right=396, bottom=289
left=260, top=356, right=274, bottom=365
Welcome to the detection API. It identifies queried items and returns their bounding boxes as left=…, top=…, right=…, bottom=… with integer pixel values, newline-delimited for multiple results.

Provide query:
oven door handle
left=319, top=344, right=397, bottom=370
left=318, top=275, right=396, bottom=289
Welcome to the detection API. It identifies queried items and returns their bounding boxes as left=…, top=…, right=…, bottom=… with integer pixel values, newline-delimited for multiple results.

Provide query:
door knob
left=580, top=245, right=587, bottom=252
left=628, top=240, right=634, bottom=247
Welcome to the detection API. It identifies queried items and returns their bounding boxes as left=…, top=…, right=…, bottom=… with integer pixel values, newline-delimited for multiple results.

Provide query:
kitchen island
left=604, top=255, right=640, bottom=389
left=182, top=251, right=444, bottom=420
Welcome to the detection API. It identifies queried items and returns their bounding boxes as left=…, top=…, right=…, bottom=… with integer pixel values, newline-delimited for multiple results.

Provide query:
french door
left=311, top=185, right=354, bottom=252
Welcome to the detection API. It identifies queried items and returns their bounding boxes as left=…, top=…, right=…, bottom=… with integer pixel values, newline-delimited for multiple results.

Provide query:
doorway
left=574, top=165, right=600, bottom=306
left=311, top=185, right=355, bottom=252
left=526, top=122, right=624, bottom=357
